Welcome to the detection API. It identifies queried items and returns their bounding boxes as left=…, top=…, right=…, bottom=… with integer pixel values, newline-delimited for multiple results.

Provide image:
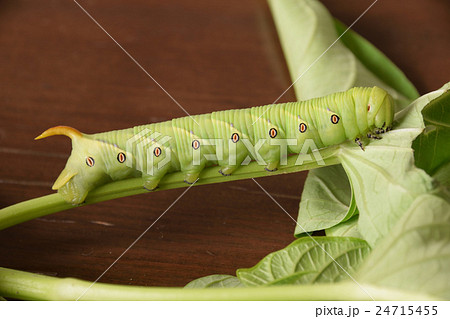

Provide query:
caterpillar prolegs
left=36, top=86, right=394, bottom=205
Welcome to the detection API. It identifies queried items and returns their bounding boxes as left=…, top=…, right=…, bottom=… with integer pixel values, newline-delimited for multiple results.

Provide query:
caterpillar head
left=368, top=87, right=395, bottom=130
left=35, top=126, right=111, bottom=205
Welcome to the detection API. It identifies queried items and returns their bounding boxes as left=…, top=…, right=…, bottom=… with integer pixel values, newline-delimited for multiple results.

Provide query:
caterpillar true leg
left=355, top=137, right=365, bottom=151
left=367, top=133, right=382, bottom=140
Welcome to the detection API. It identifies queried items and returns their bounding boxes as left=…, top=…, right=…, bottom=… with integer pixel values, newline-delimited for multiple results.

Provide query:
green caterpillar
left=36, top=86, right=394, bottom=205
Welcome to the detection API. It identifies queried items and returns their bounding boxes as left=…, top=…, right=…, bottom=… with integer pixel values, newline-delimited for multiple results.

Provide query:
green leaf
left=358, top=194, right=450, bottom=300
left=184, top=275, right=244, bottom=288
left=295, top=165, right=357, bottom=236
left=236, top=237, right=370, bottom=287
left=433, top=162, right=450, bottom=202
left=334, top=20, right=419, bottom=102
left=413, top=90, right=450, bottom=176
left=325, top=216, right=362, bottom=239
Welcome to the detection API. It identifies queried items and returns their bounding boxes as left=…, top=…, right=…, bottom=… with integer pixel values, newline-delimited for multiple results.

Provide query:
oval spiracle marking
left=154, top=147, right=162, bottom=157
left=117, top=152, right=126, bottom=163
left=331, top=114, right=340, bottom=124
left=299, top=123, right=307, bottom=133
left=192, top=140, right=200, bottom=150
left=269, top=128, right=277, bottom=138
left=86, top=156, right=95, bottom=167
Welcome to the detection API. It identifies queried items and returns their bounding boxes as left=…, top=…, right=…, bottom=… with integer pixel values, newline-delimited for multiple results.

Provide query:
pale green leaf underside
left=339, top=86, right=449, bottom=247
left=236, top=237, right=370, bottom=287
left=358, top=194, right=450, bottom=300
left=184, top=275, right=244, bottom=288
left=325, top=216, right=362, bottom=239
left=295, top=164, right=357, bottom=236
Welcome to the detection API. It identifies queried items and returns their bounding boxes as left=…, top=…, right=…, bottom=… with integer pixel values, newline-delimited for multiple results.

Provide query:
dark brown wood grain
left=0, top=0, right=448, bottom=289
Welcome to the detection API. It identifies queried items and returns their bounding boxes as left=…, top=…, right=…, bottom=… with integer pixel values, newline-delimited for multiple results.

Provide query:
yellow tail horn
left=35, top=126, right=83, bottom=140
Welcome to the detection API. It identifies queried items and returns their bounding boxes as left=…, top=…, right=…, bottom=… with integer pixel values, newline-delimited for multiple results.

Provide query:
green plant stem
left=0, top=267, right=437, bottom=301
left=0, top=148, right=340, bottom=230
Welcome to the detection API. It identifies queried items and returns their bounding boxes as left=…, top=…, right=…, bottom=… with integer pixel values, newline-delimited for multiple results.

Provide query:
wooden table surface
left=0, top=0, right=448, bottom=289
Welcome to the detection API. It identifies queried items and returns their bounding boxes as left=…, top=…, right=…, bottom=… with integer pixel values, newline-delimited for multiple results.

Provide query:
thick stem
left=0, top=147, right=340, bottom=230
left=0, top=267, right=437, bottom=301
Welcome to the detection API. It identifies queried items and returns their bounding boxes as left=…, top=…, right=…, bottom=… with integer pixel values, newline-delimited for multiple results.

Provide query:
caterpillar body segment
left=211, top=109, right=252, bottom=176
left=36, top=87, right=394, bottom=205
